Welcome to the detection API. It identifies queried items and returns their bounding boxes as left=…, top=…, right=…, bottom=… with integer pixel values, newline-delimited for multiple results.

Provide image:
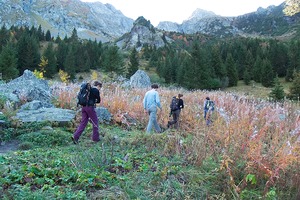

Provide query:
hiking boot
left=71, top=136, right=78, bottom=144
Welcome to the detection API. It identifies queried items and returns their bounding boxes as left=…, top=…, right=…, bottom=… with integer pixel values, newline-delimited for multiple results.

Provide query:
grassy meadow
left=0, top=79, right=299, bottom=199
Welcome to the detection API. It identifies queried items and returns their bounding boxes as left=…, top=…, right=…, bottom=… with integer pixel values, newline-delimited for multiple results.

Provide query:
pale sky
left=81, top=0, right=285, bottom=26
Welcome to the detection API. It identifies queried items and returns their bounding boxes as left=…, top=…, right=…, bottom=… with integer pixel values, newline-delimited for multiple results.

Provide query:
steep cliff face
left=0, top=0, right=134, bottom=42
left=116, top=17, right=172, bottom=50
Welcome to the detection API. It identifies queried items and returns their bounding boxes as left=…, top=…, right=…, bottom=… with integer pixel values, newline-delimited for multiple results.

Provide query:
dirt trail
left=0, top=140, right=20, bottom=154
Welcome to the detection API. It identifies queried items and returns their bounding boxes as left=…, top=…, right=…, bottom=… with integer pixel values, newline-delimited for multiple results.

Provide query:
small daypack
left=205, top=100, right=215, bottom=111
left=170, top=97, right=179, bottom=111
left=77, top=83, right=91, bottom=106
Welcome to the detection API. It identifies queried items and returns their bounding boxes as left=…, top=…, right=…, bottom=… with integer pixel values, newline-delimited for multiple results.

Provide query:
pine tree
left=0, top=44, right=19, bottom=80
left=17, top=33, right=40, bottom=73
left=261, top=59, right=275, bottom=87
left=253, top=56, right=262, bottom=83
left=127, top=48, right=139, bottom=77
left=43, top=42, right=57, bottom=78
left=102, top=45, right=124, bottom=75
left=289, top=71, right=300, bottom=100
left=56, top=40, right=68, bottom=70
left=45, top=30, right=51, bottom=41
left=64, top=46, right=76, bottom=80
left=225, top=53, right=238, bottom=87
left=269, top=76, right=285, bottom=101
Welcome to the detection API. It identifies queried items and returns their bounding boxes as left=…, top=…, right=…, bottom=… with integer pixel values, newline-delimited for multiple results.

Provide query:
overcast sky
left=81, top=0, right=285, bottom=26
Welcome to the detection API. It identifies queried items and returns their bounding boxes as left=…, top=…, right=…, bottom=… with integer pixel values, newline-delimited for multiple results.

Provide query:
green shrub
left=17, top=128, right=71, bottom=148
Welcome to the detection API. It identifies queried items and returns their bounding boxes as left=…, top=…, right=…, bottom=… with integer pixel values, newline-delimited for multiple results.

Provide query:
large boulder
left=15, top=107, right=75, bottom=123
left=95, top=107, right=112, bottom=124
left=129, top=70, right=151, bottom=88
left=1, top=70, right=51, bottom=104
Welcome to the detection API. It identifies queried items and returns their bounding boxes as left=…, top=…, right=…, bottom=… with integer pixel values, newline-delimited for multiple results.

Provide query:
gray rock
left=19, top=100, right=54, bottom=111
left=129, top=70, right=151, bottom=88
left=1, top=70, right=51, bottom=104
left=15, top=107, right=75, bottom=123
left=95, top=107, right=112, bottom=124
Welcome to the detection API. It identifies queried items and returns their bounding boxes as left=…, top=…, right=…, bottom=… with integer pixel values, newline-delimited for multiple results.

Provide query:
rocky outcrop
left=0, top=0, right=133, bottom=42
left=129, top=70, right=151, bottom=88
left=15, top=106, right=75, bottom=123
left=1, top=70, right=51, bottom=104
left=116, top=16, right=171, bottom=50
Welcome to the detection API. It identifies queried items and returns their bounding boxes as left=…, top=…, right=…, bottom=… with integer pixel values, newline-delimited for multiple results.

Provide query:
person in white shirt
left=143, top=84, right=162, bottom=133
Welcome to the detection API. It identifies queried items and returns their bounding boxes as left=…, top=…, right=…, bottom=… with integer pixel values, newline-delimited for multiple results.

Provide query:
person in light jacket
left=143, top=84, right=162, bottom=133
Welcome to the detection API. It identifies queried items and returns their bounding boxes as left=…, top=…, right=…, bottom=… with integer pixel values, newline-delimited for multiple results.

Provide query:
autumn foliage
left=52, top=82, right=300, bottom=197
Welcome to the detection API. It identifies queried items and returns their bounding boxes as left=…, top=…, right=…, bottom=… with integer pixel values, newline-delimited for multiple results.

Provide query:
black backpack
left=170, top=97, right=179, bottom=111
left=205, top=100, right=215, bottom=111
left=77, top=83, right=91, bottom=106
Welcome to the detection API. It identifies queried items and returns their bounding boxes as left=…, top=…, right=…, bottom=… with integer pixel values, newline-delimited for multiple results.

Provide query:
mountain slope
left=0, top=0, right=133, bottom=42
left=157, top=3, right=300, bottom=39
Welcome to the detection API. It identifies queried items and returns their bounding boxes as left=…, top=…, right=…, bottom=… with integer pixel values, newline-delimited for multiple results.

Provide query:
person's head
left=206, top=97, right=210, bottom=100
left=151, top=84, right=159, bottom=90
left=93, top=81, right=102, bottom=90
left=178, top=94, right=183, bottom=98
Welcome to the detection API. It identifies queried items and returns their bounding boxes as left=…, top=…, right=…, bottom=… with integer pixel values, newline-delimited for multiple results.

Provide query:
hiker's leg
left=147, top=106, right=161, bottom=133
left=87, top=107, right=100, bottom=142
left=146, top=108, right=154, bottom=133
left=73, top=107, right=89, bottom=140
left=174, top=110, right=180, bottom=129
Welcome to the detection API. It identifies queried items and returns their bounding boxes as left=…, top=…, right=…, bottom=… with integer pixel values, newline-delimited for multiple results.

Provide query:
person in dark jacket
left=167, top=94, right=184, bottom=129
left=72, top=81, right=102, bottom=144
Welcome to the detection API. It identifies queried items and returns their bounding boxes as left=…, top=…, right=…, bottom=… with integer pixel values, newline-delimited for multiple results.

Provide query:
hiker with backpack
left=204, top=96, right=215, bottom=126
left=72, top=81, right=102, bottom=144
left=143, top=84, right=162, bottom=133
left=167, top=94, right=184, bottom=129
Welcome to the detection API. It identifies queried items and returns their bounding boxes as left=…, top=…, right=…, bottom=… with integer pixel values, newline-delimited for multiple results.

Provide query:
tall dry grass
left=52, top=82, right=300, bottom=196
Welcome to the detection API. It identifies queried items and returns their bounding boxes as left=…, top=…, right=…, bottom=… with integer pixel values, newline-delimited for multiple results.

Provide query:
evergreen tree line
left=0, top=25, right=125, bottom=81
left=143, top=37, right=300, bottom=90
left=1, top=25, right=300, bottom=99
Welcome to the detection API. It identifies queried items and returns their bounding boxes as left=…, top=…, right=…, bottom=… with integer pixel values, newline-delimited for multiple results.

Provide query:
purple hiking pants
left=73, top=106, right=100, bottom=142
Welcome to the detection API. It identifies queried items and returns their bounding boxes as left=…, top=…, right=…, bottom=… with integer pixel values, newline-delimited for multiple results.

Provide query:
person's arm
left=179, top=99, right=184, bottom=109
left=155, top=92, right=162, bottom=110
left=143, top=93, right=148, bottom=112
left=93, top=88, right=100, bottom=104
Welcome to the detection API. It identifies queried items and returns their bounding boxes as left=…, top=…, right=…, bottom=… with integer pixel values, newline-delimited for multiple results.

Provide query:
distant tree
left=37, top=25, right=44, bottom=41
left=288, top=71, right=300, bottom=100
left=243, top=69, right=251, bottom=85
left=0, top=25, right=9, bottom=51
left=70, top=28, right=78, bottom=42
left=82, top=50, right=91, bottom=72
left=284, top=0, right=300, bottom=16
left=64, top=46, right=76, bottom=80
left=45, top=30, right=51, bottom=41
left=269, top=76, right=286, bottom=101
left=127, top=48, right=139, bottom=78
left=253, top=56, right=263, bottom=83
left=102, top=45, right=124, bottom=75
left=261, top=59, right=275, bottom=87
left=43, top=42, right=57, bottom=78
left=225, top=53, right=238, bottom=87
left=0, top=44, right=18, bottom=80
left=17, top=32, right=40, bottom=73
left=56, top=40, right=68, bottom=70
left=211, top=45, right=226, bottom=79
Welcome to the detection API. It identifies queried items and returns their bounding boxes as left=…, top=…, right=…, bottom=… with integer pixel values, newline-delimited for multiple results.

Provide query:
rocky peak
left=116, top=17, right=171, bottom=50
left=187, top=8, right=218, bottom=20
